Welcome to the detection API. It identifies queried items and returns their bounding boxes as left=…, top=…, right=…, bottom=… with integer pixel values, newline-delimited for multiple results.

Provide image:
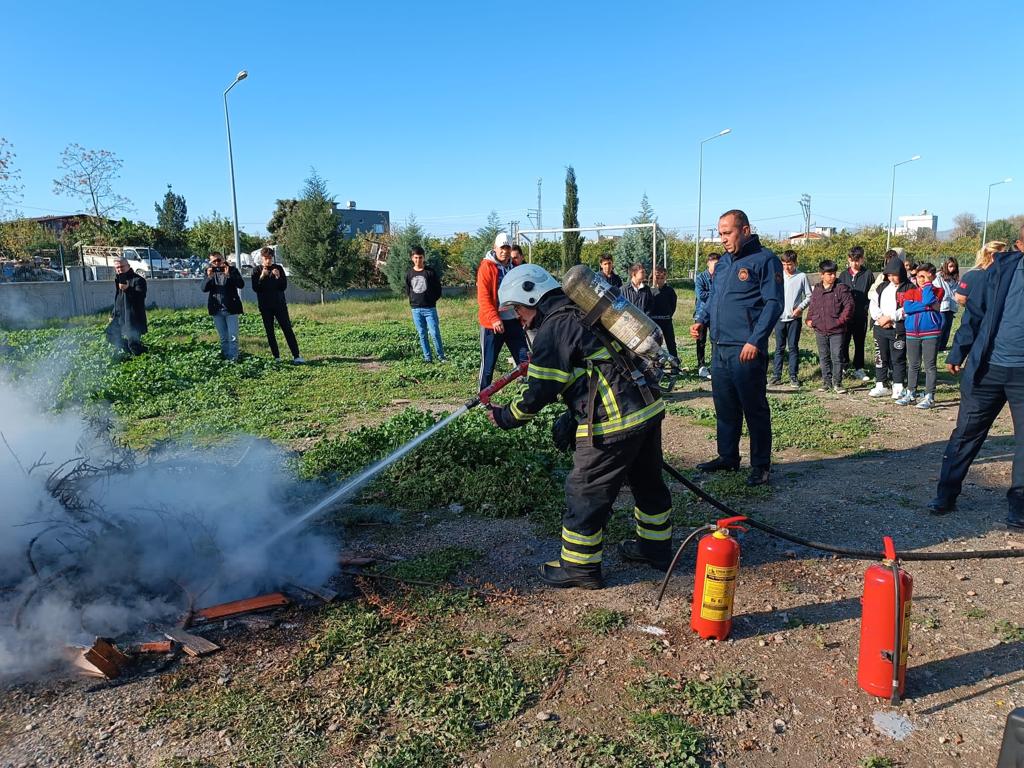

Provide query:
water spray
left=265, top=362, right=530, bottom=545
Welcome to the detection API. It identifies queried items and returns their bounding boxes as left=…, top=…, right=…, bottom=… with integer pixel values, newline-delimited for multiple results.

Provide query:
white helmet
left=499, top=264, right=561, bottom=309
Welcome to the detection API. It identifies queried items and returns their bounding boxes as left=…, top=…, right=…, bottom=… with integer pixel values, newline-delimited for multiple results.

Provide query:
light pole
left=223, top=70, right=248, bottom=265
left=694, top=128, right=731, bottom=279
left=982, top=177, right=1013, bottom=245
left=885, top=154, right=921, bottom=252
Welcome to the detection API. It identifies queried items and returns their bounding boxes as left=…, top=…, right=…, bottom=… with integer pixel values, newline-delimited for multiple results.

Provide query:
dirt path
left=1, top=381, right=1021, bottom=768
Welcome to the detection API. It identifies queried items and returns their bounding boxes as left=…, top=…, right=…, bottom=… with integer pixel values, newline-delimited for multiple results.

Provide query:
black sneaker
left=926, top=497, right=956, bottom=516
left=537, top=561, right=604, bottom=590
left=696, top=457, right=740, bottom=473
left=747, top=466, right=771, bottom=486
left=1003, top=510, right=1024, bottom=530
left=617, top=539, right=672, bottom=572
left=769, top=378, right=782, bottom=386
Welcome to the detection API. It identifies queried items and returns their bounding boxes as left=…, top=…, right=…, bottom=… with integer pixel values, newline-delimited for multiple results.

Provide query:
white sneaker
left=915, top=394, right=934, bottom=409
left=896, top=390, right=916, bottom=406
left=292, top=356, right=306, bottom=364
left=868, top=382, right=889, bottom=397
left=854, top=369, right=870, bottom=382
left=891, top=384, right=904, bottom=400
left=698, top=366, right=711, bottom=380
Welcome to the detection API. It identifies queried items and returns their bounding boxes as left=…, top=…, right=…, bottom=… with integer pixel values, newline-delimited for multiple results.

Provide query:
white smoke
left=0, top=378, right=339, bottom=679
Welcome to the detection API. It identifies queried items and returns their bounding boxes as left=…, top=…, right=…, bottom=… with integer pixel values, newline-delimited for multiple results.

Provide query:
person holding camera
left=105, top=257, right=148, bottom=356
left=202, top=252, right=245, bottom=361
left=251, top=246, right=304, bottom=363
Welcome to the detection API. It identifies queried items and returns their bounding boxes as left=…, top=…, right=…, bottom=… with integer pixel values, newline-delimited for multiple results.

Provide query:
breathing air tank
left=561, top=264, right=666, bottom=361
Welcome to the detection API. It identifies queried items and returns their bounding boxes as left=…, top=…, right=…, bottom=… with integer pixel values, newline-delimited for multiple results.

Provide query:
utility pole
left=526, top=178, right=543, bottom=242
left=799, top=193, right=811, bottom=236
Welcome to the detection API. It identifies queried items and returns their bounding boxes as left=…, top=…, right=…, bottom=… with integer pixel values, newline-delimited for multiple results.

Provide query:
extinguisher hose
left=661, top=461, right=1024, bottom=562
left=890, top=560, right=902, bottom=706
left=654, top=523, right=716, bottom=610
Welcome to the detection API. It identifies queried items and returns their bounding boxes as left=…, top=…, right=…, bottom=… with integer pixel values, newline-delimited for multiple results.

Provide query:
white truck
left=81, top=245, right=173, bottom=280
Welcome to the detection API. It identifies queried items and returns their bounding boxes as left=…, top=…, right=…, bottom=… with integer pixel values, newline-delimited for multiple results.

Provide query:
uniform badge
left=737, top=267, right=750, bottom=282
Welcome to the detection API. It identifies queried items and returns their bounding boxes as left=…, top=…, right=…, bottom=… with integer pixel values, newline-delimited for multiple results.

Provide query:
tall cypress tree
left=562, top=166, right=582, bottom=271
left=155, top=184, right=188, bottom=234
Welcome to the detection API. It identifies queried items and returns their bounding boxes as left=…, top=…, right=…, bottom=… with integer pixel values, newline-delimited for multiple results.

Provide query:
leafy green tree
left=562, top=165, right=582, bottom=270
left=985, top=218, right=1021, bottom=246
left=462, top=210, right=504, bottom=272
left=108, top=218, right=157, bottom=246
left=384, top=213, right=445, bottom=295
left=282, top=170, right=358, bottom=302
left=0, top=219, right=54, bottom=261
left=614, top=193, right=658, bottom=270
left=155, top=184, right=188, bottom=234
left=267, top=198, right=299, bottom=241
left=187, top=213, right=236, bottom=257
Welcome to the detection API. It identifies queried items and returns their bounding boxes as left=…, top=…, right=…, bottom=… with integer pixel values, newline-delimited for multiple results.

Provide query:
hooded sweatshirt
left=869, top=256, right=911, bottom=333
left=476, top=250, right=516, bottom=326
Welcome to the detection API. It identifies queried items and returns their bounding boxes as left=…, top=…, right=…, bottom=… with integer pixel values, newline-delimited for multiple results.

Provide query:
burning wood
left=163, top=628, right=220, bottom=657
left=69, top=637, right=131, bottom=679
left=134, top=640, right=174, bottom=654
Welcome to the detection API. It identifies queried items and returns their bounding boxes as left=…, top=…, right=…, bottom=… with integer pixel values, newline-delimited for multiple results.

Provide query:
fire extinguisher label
left=900, top=600, right=912, bottom=667
left=700, top=564, right=738, bottom=622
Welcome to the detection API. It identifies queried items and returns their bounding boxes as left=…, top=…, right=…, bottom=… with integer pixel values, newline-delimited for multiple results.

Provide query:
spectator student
left=868, top=253, right=912, bottom=399
left=405, top=245, right=445, bottom=363
left=690, top=210, right=783, bottom=486
left=202, top=251, right=245, bottom=361
left=105, top=257, right=148, bottom=356
left=251, top=246, right=304, bottom=364
left=693, top=253, right=719, bottom=380
left=598, top=253, right=623, bottom=289
left=932, top=260, right=959, bottom=352
left=476, top=232, right=528, bottom=389
left=838, top=245, right=874, bottom=382
left=771, top=250, right=811, bottom=387
left=623, top=263, right=652, bottom=314
left=649, top=266, right=679, bottom=367
left=898, top=262, right=943, bottom=409
left=805, top=259, right=854, bottom=393
left=929, top=226, right=1024, bottom=530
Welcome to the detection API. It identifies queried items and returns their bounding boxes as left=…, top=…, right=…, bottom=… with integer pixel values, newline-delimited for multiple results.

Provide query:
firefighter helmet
left=499, top=264, right=561, bottom=309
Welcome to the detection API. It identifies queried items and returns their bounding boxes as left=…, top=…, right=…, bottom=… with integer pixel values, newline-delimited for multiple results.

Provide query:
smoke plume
left=0, top=378, right=339, bottom=679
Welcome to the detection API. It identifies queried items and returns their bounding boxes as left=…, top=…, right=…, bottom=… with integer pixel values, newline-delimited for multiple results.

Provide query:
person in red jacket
left=805, top=259, right=854, bottom=393
left=476, top=232, right=528, bottom=390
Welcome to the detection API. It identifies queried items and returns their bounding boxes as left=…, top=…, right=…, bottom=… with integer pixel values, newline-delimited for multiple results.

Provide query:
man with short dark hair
left=772, top=250, right=811, bottom=387
left=649, top=266, right=678, bottom=364
left=930, top=227, right=1024, bottom=529
left=623, top=264, right=651, bottom=313
left=106, top=257, right=148, bottom=356
left=510, top=244, right=525, bottom=268
left=405, top=245, right=445, bottom=363
left=838, top=246, right=874, bottom=382
left=598, top=254, right=623, bottom=289
left=690, top=210, right=783, bottom=485
left=806, top=259, right=854, bottom=393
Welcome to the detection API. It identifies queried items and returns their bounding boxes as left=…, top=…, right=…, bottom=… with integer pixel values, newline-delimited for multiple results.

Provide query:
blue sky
left=4, top=0, right=1022, bottom=239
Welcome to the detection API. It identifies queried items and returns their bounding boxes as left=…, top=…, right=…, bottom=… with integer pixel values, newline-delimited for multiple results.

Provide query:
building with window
left=895, top=210, right=938, bottom=238
left=333, top=201, right=389, bottom=239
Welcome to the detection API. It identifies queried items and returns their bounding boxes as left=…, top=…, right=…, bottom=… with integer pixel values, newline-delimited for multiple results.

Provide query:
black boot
left=1005, top=490, right=1024, bottom=530
left=696, top=457, right=740, bottom=473
left=617, top=539, right=672, bottom=572
left=537, top=560, right=604, bottom=590
left=926, top=496, right=957, bottom=515
left=747, top=465, right=771, bottom=486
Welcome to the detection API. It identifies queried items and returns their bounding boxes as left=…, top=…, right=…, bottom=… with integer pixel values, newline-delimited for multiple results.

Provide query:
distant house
left=333, top=201, right=390, bottom=239
left=785, top=227, right=835, bottom=245
left=27, top=214, right=116, bottom=239
left=896, top=210, right=938, bottom=238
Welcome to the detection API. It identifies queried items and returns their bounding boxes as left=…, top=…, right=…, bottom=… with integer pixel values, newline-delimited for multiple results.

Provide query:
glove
left=552, top=412, right=577, bottom=452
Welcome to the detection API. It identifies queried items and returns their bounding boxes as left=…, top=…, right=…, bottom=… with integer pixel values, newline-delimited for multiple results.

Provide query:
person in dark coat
left=105, top=257, right=148, bottom=355
left=806, top=259, right=854, bottom=393
left=929, top=227, right=1024, bottom=529
left=837, top=245, right=874, bottom=381
left=202, top=251, right=245, bottom=361
left=623, top=264, right=652, bottom=314
left=649, top=265, right=678, bottom=366
left=598, top=253, right=623, bottom=289
left=251, top=246, right=303, bottom=363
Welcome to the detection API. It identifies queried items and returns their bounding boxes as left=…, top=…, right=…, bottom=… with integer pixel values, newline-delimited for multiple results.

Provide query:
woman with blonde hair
left=953, top=240, right=1005, bottom=318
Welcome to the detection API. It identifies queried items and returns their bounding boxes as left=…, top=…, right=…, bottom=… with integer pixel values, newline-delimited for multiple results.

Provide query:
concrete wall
left=0, top=269, right=468, bottom=327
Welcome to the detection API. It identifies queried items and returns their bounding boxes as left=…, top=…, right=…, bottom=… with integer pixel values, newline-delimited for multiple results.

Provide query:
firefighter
left=487, top=264, right=674, bottom=589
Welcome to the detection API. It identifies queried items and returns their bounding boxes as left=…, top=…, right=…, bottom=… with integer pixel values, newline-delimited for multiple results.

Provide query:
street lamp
left=694, top=128, right=731, bottom=279
left=885, top=154, right=921, bottom=252
left=982, top=177, right=1013, bottom=245
left=223, top=70, right=248, bottom=266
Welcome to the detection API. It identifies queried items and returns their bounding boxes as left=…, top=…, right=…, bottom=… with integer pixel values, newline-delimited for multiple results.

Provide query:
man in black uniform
left=838, top=245, right=874, bottom=382
left=488, top=264, right=673, bottom=589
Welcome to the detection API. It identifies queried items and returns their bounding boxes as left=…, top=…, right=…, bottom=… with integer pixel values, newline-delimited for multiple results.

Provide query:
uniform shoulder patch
left=737, top=267, right=750, bottom=282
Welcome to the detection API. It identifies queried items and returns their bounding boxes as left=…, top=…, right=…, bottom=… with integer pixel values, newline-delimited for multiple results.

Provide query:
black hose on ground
left=654, top=524, right=715, bottom=610
left=661, top=461, right=1024, bottom=562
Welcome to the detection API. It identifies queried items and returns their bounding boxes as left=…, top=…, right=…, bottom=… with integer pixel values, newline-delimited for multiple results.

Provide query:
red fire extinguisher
left=857, top=536, right=913, bottom=704
left=691, top=516, right=747, bottom=640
